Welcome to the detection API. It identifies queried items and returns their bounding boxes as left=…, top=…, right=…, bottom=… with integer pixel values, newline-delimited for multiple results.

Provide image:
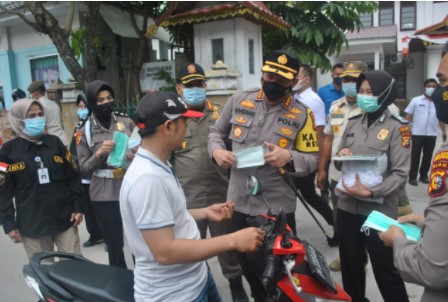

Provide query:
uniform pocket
left=229, top=115, right=254, bottom=143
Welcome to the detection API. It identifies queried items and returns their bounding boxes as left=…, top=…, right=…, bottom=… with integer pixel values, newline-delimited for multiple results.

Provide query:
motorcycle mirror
left=246, top=176, right=263, bottom=196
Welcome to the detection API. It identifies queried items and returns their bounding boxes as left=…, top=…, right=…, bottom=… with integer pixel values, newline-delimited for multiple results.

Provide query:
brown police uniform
left=76, top=112, right=134, bottom=201
left=172, top=100, right=242, bottom=280
left=392, top=143, right=448, bottom=302
left=0, top=110, right=15, bottom=146
left=336, top=110, right=411, bottom=302
left=208, top=88, right=318, bottom=216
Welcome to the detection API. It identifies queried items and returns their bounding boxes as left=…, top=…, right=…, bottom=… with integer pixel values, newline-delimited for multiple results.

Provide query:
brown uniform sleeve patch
left=429, top=151, right=448, bottom=198
left=399, top=126, right=411, bottom=148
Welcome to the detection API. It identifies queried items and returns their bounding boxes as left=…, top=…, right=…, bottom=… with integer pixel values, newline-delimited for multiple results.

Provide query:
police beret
left=28, top=80, right=45, bottom=93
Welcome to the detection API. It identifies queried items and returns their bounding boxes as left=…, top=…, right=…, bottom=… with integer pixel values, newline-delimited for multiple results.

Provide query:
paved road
left=2, top=136, right=442, bottom=301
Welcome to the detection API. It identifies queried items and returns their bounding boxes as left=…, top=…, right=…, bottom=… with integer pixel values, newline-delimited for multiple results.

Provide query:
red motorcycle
left=245, top=176, right=351, bottom=302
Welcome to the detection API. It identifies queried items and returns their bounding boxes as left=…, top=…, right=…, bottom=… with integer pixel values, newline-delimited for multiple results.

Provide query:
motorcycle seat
left=47, top=259, right=134, bottom=302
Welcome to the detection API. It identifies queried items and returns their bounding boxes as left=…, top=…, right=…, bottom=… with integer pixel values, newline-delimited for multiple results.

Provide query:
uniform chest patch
left=235, top=117, right=247, bottom=124
left=377, top=129, right=389, bottom=140
left=279, top=127, right=293, bottom=136
left=181, top=140, right=187, bottom=149
left=54, top=156, right=64, bottom=164
left=289, top=108, right=302, bottom=114
left=8, top=162, right=25, bottom=172
left=211, top=111, right=220, bottom=120
left=233, top=126, right=243, bottom=138
left=117, top=122, right=125, bottom=131
left=75, top=132, right=83, bottom=145
left=278, top=137, right=289, bottom=148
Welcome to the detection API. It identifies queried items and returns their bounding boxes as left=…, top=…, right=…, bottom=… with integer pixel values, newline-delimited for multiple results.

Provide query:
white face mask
left=292, top=79, right=305, bottom=92
left=425, top=87, right=435, bottom=97
left=234, top=145, right=266, bottom=169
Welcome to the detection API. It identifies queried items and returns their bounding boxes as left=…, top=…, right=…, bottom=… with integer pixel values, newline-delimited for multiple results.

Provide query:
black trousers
left=294, top=171, right=333, bottom=226
left=82, top=184, right=102, bottom=242
left=231, top=211, right=296, bottom=301
left=337, top=209, right=408, bottom=302
left=91, top=201, right=127, bottom=268
left=409, top=135, right=437, bottom=180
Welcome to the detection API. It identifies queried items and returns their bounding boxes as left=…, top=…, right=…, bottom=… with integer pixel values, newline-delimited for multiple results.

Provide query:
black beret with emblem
left=177, top=63, right=206, bottom=84
left=261, top=50, right=300, bottom=80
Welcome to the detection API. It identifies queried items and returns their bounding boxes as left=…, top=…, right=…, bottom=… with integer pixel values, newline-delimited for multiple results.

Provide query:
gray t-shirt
left=120, top=148, right=207, bottom=301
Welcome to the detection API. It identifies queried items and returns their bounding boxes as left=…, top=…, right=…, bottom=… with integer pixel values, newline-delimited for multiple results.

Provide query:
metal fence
left=114, top=98, right=139, bottom=120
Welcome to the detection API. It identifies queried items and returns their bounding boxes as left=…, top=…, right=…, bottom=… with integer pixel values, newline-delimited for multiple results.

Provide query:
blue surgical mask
left=342, top=83, right=357, bottom=97
left=77, top=108, right=89, bottom=119
left=183, top=87, right=206, bottom=106
left=24, top=117, right=46, bottom=137
left=361, top=210, right=422, bottom=241
left=357, top=94, right=380, bottom=113
left=234, top=145, right=266, bottom=169
left=425, top=87, right=435, bottom=97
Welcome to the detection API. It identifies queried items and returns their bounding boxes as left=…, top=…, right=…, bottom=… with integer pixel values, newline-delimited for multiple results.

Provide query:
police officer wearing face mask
left=171, top=63, right=249, bottom=302
left=209, top=50, right=318, bottom=301
left=379, top=42, right=448, bottom=302
left=335, top=70, right=411, bottom=302
left=76, top=80, right=135, bottom=268
left=405, top=78, right=447, bottom=186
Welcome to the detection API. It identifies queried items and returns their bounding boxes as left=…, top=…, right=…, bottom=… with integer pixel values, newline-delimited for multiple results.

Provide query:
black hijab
left=356, top=70, right=397, bottom=123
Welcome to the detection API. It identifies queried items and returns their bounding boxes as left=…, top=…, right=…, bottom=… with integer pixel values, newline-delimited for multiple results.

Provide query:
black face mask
left=262, top=81, right=292, bottom=102
left=433, top=84, right=448, bottom=123
left=94, top=102, right=114, bottom=124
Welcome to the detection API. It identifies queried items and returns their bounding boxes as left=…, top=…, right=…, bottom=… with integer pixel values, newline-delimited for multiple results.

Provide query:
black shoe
left=82, top=238, right=103, bottom=248
left=229, top=277, right=249, bottom=302
left=419, top=176, right=430, bottom=184
left=408, top=179, right=418, bottom=186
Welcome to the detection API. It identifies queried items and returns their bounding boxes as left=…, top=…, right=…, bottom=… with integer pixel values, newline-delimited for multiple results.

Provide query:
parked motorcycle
left=23, top=252, right=134, bottom=302
left=245, top=176, right=351, bottom=302
left=22, top=176, right=351, bottom=302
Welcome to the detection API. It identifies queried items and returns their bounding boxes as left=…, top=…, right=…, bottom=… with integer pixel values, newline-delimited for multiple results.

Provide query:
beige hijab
left=9, top=98, right=45, bottom=144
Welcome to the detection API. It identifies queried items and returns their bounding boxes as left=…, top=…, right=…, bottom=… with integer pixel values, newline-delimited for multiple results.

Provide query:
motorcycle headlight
left=24, top=274, right=44, bottom=300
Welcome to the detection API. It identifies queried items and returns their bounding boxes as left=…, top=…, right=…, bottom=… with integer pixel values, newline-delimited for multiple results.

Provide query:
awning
left=99, top=4, right=171, bottom=43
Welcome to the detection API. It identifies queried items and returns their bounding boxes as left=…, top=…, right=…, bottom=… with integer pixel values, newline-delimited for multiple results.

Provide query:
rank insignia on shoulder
left=392, top=114, right=409, bottom=124
left=211, top=111, right=220, bottom=120
left=0, top=162, right=9, bottom=173
left=181, top=140, right=187, bottom=149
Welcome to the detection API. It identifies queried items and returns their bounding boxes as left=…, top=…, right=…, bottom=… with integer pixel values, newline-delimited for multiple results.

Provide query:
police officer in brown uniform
left=209, top=50, right=318, bottom=301
left=172, top=63, right=248, bottom=302
left=0, top=97, right=15, bottom=148
left=379, top=42, right=448, bottom=302
left=76, top=80, right=134, bottom=268
left=336, top=70, right=410, bottom=302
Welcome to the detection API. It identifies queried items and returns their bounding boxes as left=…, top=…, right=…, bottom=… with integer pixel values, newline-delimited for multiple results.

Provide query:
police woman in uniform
left=0, top=99, right=84, bottom=258
left=76, top=81, right=134, bottom=268
left=379, top=43, right=448, bottom=302
left=70, top=95, right=103, bottom=248
left=336, top=70, right=410, bottom=302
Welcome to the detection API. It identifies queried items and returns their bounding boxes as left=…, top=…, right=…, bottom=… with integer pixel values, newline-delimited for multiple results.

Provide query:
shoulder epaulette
left=391, top=113, right=409, bottom=124
left=113, top=111, right=128, bottom=117
left=348, top=113, right=363, bottom=120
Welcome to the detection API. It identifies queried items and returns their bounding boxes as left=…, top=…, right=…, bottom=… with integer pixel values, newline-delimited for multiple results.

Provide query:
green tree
left=265, top=1, right=379, bottom=72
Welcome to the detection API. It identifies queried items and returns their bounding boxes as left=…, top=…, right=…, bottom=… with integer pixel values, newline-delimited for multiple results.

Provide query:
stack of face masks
left=361, top=210, right=422, bottom=241
left=234, top=145, right=266, bottom=169
left=107, top=131, right=129, bottom=168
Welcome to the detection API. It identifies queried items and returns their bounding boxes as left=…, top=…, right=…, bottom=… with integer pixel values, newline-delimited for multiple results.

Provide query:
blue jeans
left=191, top=270, right=222, bottom=302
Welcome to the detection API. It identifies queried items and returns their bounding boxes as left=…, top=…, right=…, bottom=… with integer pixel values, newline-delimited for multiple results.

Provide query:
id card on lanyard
left=35, top=156, right=50, bottom=184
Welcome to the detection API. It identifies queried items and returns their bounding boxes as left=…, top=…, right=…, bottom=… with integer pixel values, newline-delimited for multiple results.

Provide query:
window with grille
left=400, top=2, right=416, bottom=30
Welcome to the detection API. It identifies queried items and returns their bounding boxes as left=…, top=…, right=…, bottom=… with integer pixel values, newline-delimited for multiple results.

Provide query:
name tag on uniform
left=38, top=168, right=50, bottom=184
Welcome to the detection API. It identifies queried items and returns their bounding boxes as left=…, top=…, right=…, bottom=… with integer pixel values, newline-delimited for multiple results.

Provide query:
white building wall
left=194, top=17, right=262, bottom=91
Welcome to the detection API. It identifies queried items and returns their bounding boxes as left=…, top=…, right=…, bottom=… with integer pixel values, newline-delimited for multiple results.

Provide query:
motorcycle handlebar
left=262, top=254, right=280, bottom=289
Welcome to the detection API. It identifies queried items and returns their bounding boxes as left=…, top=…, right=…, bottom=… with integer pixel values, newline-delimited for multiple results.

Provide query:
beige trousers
left=22, top=226, right=82, bottom=260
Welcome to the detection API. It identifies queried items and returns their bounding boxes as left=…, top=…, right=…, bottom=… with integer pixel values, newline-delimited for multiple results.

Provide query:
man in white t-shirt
left=293, top=65, right=336, bottom=245
left=120, top=91, right=263, bottom=302
left=405, top=78, right=447, bottom=186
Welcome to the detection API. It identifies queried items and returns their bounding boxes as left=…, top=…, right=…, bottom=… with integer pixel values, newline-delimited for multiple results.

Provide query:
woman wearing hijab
left=70, top=95, right=103, bottom=248
left=0, top=99, right=84, bottom=258
left=335, top=70, right=410, bottom=302
left=76, top=81, right=134, bottom=268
